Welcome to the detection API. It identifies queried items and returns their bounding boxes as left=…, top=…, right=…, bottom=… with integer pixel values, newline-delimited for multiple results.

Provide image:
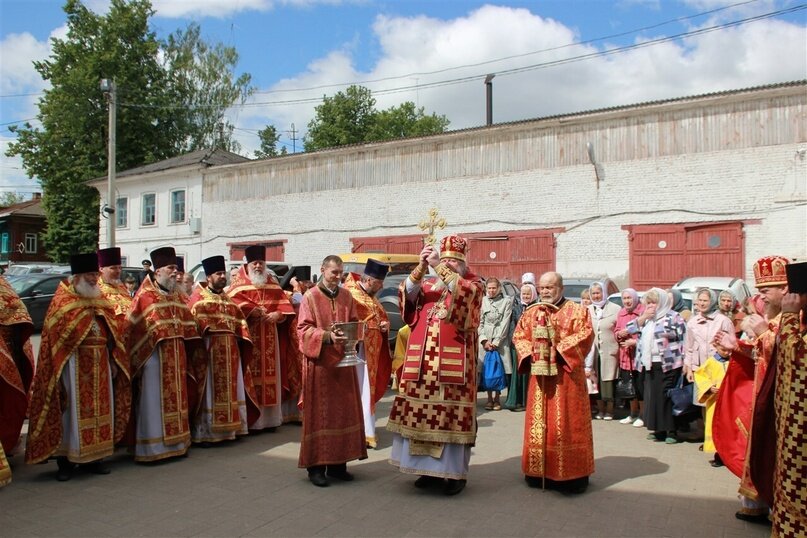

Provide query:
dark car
left=10, top=273, right=67, bottom=330
left=378, top=272, right=410, bottom=350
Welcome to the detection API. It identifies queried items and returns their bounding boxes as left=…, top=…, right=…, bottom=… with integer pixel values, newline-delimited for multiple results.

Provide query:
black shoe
left=525, top=475, right=543, bottom=488
left=265, top=427, right=277, bottom=433
left=443, top=479, right=467, bottom=496
left=308, top=472, right=329, bottom=487
left=85, top=460, right=111, bottom=475
left=709, top=454, right=724, bottom=468
left=414, top=475, right=442, bottom=489
left=326, top=468, right=354, bottom=482
left=735, top=511, right=771, bottom=525
left=56, top=457, right=75, bottom=482
left=557, top=476, right=589, bottom=495
left=195, top=442, right=213, bottom=448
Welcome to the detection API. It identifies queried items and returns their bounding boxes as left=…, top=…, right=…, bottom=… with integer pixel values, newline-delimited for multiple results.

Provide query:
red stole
left=26, top=282, right=130, bottom=464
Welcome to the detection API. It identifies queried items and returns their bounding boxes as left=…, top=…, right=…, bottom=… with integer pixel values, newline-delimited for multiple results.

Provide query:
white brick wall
left=201, top=143, right=807, bottom=287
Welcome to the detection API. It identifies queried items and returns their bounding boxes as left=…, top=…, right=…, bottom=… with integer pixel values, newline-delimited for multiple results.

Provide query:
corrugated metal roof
left=0, top=198, right=44, bottom=217
left=91, top=148, right=250, bottom=182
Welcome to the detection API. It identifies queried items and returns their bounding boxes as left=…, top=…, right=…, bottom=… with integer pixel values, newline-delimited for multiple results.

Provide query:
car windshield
left=10, top=275, right=44, bottom=293
left=564, top=284, right=592, bottom=300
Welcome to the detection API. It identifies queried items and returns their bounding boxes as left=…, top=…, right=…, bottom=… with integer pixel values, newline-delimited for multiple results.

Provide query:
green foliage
left=304, top=85, right=449, bottom=152
left=0, top=192, right=27, bottom=207
left=162, top=22, right=254, bottom=153
left=254, top=125, right=287, bottom=158
left=5, top=0, right=253, bottom=262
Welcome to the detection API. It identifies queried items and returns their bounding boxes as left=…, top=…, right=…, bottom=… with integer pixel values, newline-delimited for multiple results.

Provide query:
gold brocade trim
left=434, top=263, right=458, bottom=287
left=531, top=362, right=558, bottom=376
left=736, top=417, right=749, bottom=439
left=409, top=439, right=444, bottom=458
left=386, top=422, right=477, bottom=445
left=442, top=346, right=461, bottom=353
left=303, top=424, right=363, bottom=440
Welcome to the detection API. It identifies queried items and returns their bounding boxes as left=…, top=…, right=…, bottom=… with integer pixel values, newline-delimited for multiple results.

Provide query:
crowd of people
left=0, top=236, right=804, bottom=536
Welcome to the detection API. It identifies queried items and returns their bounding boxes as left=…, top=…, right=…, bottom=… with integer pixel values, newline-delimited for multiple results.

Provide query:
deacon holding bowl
left=296, top=255, right=367, bottom=487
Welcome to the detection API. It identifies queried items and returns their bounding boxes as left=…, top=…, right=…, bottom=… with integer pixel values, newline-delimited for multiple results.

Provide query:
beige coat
left=586, top=302, right=621, bottom=382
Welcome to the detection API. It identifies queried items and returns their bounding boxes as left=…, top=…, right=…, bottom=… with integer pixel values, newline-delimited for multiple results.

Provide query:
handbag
left=480, top=349, right=507, bottom=392
left=668, top=374, right=698, bottom=416
left=615, top=368, right=636, bottom=400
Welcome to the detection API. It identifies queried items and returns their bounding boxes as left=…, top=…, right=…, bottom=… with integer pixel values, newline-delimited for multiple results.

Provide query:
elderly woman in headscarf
left=584, top=281, right=622, bottom=420
left=633, top=288, right=687, bottom=444
left=683, top=288, right=734, bottom=383
left=667, top=289, right=692, bottom=322
left=614, top=288, right=645, bottom=426
left=504, top=281, right=538, bottom=411
left=479, top=277, right=513, bottom=411
left=717, top=289, right=745, bottom=335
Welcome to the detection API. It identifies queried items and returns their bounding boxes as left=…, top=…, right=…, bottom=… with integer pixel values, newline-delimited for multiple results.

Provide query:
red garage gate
left=623, top=221, right=746, bottom=289
left=350, top=229, right=559, bottom=281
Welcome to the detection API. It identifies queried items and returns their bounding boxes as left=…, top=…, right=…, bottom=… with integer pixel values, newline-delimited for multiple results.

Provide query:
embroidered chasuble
left=512, top=299, right=594, bottom=482
left=0, top=276, right=35, bottom=456
left=99, top=277, right=133, bottom=321
left=343, top=273, right=392, bottom=413
left=126, top=276, right=202, bottom=461
left=188, top=285, right=258, bottom=439
left=386, top=265, right=484, bottom=450
left=26, top=282, right=130, bottom=464
left=770, top=312, right=807, bottom=538
left=296, top=285, right=367, bottom=468
left=228, top=267, right=302, bottom=421
left=0, top=443, right=10, bottom=487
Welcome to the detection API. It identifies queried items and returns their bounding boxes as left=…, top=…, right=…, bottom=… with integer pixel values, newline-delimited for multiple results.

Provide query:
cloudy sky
left=1, top=0, right=805, bottom=196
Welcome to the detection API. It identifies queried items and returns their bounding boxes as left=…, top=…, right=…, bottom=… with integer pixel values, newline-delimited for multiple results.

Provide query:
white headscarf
left=589, top=281, right=608, bottom=309
left=521, top=272, right=536, bottom=286
left=638, top=287, right=671, bottom=369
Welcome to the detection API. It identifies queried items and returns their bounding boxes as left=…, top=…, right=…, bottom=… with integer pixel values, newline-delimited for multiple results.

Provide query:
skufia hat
left=150, top=247, right=177, bottom=270
left=202, top=255, right=226, bottom=276
left=364, top=259, right=390, bottom=280
left=70, top=252, right=99, bottom=275
left=97, top=247, right=121, bottom=268
left=244, top=245, right=266, bottom=264
left=785, top=261, right=807, bottom=294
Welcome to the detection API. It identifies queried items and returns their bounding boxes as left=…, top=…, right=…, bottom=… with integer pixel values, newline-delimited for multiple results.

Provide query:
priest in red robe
left=512, top=271, right=594, bottom=494
left=228, top=246, right=302, bottom=430
left=25, top=253, right=130, bottom=481
left=126, top=247, right=202, bottom=462
left=714, top=255, right=789, bottom=524
left=0, top=275, right=35, bottom=487
left=189, top=255, right=258, bottom=445
left=297, top=255, right=366, bottom=487
left=387, top=236, right=484, bottom=496
left=343, top=259, right=392, bottom=449
left=98, top=247, right=133, bottom=322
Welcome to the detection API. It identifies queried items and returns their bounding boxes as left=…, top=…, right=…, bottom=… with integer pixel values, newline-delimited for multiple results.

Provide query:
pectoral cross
left=418, top=208, right=447, bottom=246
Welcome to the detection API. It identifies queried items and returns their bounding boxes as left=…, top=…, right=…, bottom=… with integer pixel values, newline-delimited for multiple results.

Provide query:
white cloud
left=236, top=3, right=806, bottom=153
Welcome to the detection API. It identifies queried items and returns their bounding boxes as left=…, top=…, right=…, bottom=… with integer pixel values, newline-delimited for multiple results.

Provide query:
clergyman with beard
left=228, top=246, right=301, bottom=430
left=125, top=247, right=202, bottom=462
left=98, top=247, right=133, bottom=322
left=188, top=255, right=258, bottom=446
left=25, top=252, right=131, bottom=481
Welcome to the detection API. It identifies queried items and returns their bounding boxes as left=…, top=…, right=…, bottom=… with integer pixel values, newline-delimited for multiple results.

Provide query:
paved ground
left=3, top=366, right=770, bottom=538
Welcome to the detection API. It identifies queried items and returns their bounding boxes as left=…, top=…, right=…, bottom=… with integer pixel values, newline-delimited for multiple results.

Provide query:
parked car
left=564, top=278, right=620, bottom=303
left=377, top=272, right=411, bottom=350
left=10, top=273, right=67, bottom=330
left=671, top=276, right=752, bottom=311
left=5, top=263, right=68, bottom=276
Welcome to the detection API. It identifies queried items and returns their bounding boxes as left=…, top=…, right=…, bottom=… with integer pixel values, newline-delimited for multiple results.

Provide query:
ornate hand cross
left=418, top=208, right=447, bottom=246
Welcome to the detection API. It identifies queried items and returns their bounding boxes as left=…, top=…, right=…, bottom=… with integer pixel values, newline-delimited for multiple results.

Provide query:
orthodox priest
left=229, top=246, right=301, bottom=431
left=343, top=259, right=392, bottom=449
left=387, top=236, right=484, bottom=496
left=769, top=262, right=807, bottom=537
left=25, top=253, right=130, bottom=481
left=0, top=275, right=35, bottom=487
left=297, top=255, right=366, bottom=487
left=512, top=271, right=594, bottom=494
left=188, top=255, right=257, bottom=445
left=126, top=247, right=202, bottom=462
left=98, top=247, right=133, bottom=322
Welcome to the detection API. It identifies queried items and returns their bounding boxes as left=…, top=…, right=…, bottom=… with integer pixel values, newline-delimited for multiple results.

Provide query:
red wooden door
left=625, top=221, right=744, bottom=289
left=466, top=229, right=557, bottom=281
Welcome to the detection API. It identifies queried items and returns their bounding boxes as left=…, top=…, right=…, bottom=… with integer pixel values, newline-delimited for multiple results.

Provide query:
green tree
left=6, top=1, right=253, bottom=261
left=161, top=22, right=254, bottom=153
left=254, top=125, right=288, bottom=158
left=304, top=85, right=449, bottom=152
left=0, top=192, right=27, bottom=207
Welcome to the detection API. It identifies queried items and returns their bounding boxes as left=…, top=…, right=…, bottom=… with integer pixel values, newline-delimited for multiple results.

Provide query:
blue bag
left=480, top=349, right=507, bottom=392
left=668, top=374, right=698, bottom=417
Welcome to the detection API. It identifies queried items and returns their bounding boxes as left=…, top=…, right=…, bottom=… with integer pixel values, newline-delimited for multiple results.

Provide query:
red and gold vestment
left=188, top=285, right=258, bottom=433
left=228, top=268, right=301, bottom=415
left=126, top=276, right=202, bottom=457
left=387, top=265, right=483, bottom=448
left=343, top=273, right=392, bottom=413
left=513, top=299, right=594, bottom=482
left=99, top=277, right=133, bottom=322
left=296, top=285, right=366, bottom=468
left=25, top=282, right=130, bottom=464
left=0, top=276, right=35, bottom=455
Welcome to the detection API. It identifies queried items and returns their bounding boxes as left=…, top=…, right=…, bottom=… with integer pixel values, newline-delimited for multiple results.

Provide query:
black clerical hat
left=97, top=247, right=121, bottom=268
left=202, top=255, right=226, bottom=276
left=244, top=245, right=265, bottom=264
left=176, top=257, right=185, bottom=273
left=786, top=261, right=807, bottom=294
left=364, top=259, right=389, bottom=280
left=70, top=252, right=99, bottom=275
left=150, top=247, right=176, bottom=270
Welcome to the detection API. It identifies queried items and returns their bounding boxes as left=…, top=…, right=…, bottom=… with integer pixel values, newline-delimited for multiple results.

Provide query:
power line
left=118, top=4, right=807, bottom=111
left=0, top=118, right=37, bottom=127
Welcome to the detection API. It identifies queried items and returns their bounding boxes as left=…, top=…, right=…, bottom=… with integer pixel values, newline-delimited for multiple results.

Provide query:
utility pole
left=287, top=123, right=299, bottom=153
left=101, top=79, right=116, bottom=248
left=484, top=74, right=495, bottom=126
